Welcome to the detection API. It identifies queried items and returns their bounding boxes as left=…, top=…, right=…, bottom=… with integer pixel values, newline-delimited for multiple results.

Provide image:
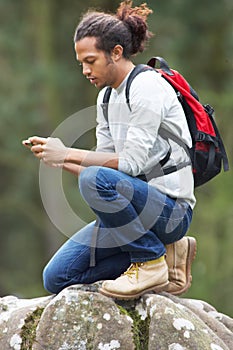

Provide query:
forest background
left=0, top=0, right=232, bottom=317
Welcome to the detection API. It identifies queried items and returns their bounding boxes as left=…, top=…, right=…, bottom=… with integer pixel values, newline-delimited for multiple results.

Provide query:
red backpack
left=102, top=57, right=229, bottom=187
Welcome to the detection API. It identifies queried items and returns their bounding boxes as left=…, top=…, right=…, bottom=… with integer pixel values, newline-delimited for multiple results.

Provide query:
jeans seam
left=65, top=245, right=90, bottom=280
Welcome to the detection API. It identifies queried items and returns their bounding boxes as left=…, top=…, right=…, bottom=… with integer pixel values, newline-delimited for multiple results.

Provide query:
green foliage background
left=0, top=0, right=232, bottom=316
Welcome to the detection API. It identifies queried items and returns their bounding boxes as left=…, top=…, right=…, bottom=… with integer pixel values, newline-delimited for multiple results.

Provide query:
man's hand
left=22, top=135, right=119, bottom=171
left=23, top=136, right=69, bottom=166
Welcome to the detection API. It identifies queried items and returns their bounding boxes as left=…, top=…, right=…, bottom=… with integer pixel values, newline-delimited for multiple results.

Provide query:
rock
left=0, top=295, right=52, bottom=350
left=32, top=286, right=134, bottom=350
left=0, top=285, right=232, bottom=350
left=165, top=294, right=233, bottom=348
left=140, top=294, right=231, bottom=350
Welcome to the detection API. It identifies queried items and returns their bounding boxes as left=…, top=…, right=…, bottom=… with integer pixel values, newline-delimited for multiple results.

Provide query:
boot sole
left=99, top=280, right=169, bottom=300
left=169, top=236, right=197, bottom=296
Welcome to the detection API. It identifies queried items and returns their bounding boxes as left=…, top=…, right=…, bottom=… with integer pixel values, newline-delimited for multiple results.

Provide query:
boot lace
left=124, top=262, right=142, bottom=280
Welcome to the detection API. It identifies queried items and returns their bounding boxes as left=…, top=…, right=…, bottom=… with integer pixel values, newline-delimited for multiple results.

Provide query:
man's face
left=75, top=37, right=117, bottom=89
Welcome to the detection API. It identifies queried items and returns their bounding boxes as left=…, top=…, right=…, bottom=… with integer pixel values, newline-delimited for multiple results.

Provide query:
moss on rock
left=117, top=301, right=150, bottom=350
left=20, top=307, right=44, bottom=350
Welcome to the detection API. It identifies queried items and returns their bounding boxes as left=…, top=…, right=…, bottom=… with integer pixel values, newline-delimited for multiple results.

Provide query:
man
left=23, top=1, right=196, bottom=299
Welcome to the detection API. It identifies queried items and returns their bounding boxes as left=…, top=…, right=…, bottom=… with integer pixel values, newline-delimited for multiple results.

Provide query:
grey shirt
left=96, top=69, right=196, bottom=208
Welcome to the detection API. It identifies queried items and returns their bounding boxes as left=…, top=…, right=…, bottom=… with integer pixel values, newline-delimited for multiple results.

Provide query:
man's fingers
left=31, top=143, right=44, bottom=154
left=28, top=136, right=47, bottom=145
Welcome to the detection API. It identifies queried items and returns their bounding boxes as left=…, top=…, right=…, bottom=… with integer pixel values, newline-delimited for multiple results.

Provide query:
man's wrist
left=64, top=147, right=73, bottom=163
left=64, top=147, right=82, bottom=165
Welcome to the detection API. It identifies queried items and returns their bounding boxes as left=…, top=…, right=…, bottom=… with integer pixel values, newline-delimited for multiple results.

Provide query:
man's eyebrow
left=83, top=55, right=96, bottom=61
left=76, top=54, right=96, bottom=62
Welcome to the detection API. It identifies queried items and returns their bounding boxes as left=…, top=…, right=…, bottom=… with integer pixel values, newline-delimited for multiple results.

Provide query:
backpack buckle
left=204, top=104, right=215, bottom=117
left=196, top=132, right=206, bottom=141
left=176, top=91, right=183, bottom=102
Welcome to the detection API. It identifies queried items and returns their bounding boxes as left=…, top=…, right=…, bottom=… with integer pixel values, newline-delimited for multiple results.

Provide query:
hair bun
left=116, top=1, right=153, bottom=54
left=116, top=1, right=153, bottom=22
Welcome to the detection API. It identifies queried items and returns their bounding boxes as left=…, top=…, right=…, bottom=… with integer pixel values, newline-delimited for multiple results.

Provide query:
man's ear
left=111, top=45, right=124, bottom=61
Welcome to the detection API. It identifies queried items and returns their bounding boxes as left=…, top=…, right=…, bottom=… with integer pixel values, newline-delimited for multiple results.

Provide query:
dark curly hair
left=74, top=1, right=153, bottom=59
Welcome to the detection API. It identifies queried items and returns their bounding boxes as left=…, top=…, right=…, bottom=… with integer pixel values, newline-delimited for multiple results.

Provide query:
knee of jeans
left=43, top=264, right=62, bottom=295
left=79, top=166, right=98, bottom=191
left=79, top=166, right=105, bottom=203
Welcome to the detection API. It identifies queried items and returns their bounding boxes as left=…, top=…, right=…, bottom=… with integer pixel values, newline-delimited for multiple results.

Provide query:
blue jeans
left=43, top=166, right=192, bottom=294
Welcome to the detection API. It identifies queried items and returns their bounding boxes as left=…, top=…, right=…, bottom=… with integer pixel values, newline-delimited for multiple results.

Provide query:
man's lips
left=87, top=76, right=97, bottom=85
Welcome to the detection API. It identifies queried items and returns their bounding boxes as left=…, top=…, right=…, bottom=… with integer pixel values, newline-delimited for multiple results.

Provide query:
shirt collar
left=114, top=67, right=135, bottom=94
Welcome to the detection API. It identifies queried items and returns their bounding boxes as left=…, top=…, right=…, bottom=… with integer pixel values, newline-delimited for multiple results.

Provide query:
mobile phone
left=24, top=140, right=33, bottom=146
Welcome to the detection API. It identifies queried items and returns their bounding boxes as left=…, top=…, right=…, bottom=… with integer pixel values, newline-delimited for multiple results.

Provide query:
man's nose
left=82, top=63, right=91, bottom=76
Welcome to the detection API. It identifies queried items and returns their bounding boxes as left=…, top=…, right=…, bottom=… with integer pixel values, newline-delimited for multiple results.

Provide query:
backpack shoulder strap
left=101, top=64, right=153, bottom=120
left=125, top=64, right=152, bottom=110
left=102, top=87, right=112, bottom=121
left=147, top=56, right=173, bottom=76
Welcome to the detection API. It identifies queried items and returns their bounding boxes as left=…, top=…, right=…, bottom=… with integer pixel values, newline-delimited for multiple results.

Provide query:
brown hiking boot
left=99, top=256, right=169, bottom=300
left=165, top=236, right=197, bottom=295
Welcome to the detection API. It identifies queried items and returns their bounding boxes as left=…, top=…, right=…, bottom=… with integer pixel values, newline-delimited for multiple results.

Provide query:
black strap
left=204, top=106, right=229, bottom=172
left=204, top=143, right=216, bottom=175
left=125, top=64, right=152, bottom=110
left=159, top=128, right=191, bottom=160
left=147, top=56, right=174, bottom=76
left=137, top=148, right=171, bottom=182
left=102, top=87, right=112, bottom=121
